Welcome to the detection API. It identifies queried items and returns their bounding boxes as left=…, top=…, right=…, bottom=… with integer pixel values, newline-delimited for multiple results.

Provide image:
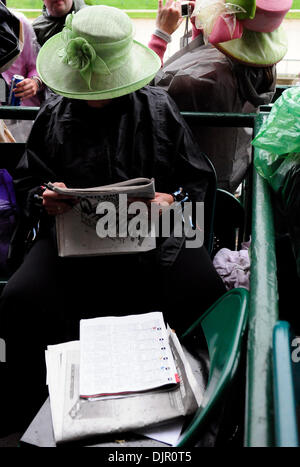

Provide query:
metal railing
left=244, top=113, right=279, bottom=447
left=11, top=8, right=158, bottom=13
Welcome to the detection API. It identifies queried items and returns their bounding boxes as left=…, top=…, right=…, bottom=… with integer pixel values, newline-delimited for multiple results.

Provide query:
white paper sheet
left=79, top=312, right=179, bottom=398
left=136, top=418, right=185, bottom=446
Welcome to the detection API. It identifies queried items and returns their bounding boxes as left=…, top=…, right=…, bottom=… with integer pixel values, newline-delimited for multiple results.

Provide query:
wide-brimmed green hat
left=217, top=26, right=289, bottom=67
left=36, top=6, right=161, bottom=100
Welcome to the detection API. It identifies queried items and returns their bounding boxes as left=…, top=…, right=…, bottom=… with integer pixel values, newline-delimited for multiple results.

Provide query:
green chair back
left=176, top=287, right=249, bottom=446
left=273, top=321, right=300, bottom=447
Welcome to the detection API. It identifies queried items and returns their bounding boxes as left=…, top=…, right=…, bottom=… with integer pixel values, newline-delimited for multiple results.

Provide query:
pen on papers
left=43, top=182, right=57, bottom=192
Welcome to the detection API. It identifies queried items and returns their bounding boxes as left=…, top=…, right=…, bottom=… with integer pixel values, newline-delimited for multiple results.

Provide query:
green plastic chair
left=175, top=287, right=249, bottom=447
left=273, top=321, right=300, bottom=447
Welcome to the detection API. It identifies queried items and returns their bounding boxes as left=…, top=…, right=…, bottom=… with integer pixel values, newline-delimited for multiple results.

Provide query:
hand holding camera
left=155, top=1, right=195, bottom=37
left=156, top=0, right=183, bottom=36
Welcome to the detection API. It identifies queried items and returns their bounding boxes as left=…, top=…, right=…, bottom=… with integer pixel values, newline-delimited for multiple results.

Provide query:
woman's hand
left=13, top=78, right=39, bottom=100
left=128, top=192, right=174, bottom=218
left=149, top=192, right=174, bottom=208
left=42, top=182, right=77, bottom=216
left=156, top=0, right=183, bottom=35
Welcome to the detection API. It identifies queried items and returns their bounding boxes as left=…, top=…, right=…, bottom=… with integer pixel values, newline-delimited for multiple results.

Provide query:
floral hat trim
left=57, top=12, right=133, bottom=90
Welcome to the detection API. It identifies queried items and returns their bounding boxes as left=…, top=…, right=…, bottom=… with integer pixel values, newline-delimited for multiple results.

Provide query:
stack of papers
left=45, top=312, right=203, bottom=445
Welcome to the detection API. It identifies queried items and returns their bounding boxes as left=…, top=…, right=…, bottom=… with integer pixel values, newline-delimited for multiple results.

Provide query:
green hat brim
left=215, top=26, right=288, bottom=67
left=37, top=33, right=161, bottom=100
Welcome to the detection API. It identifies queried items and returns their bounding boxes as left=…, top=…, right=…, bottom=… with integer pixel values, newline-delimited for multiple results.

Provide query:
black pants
left=0, top=232, right=226, bottom=429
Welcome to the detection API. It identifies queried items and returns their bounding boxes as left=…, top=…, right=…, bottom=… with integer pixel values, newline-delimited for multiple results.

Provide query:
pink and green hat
left=193, top=0, right=292, bottom=66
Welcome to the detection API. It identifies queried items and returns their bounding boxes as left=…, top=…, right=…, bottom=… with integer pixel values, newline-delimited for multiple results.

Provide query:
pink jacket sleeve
left=191, top=16, right=201, bottom=40
left=148, top=20, right=201, bottom=67
left=148, top=35, right=168, bottom=67
left=20, top=15, right=39, bottom=79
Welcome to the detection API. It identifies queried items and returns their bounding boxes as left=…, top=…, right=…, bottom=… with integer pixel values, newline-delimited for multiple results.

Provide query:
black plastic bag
left=279, top=154, right=300, bottom=278
left=0, top=1, right=23, bottom=73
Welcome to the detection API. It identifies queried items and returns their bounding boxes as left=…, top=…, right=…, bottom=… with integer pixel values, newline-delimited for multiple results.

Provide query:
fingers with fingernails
left=42, top=182, right=77, bottom=216
left=13, top=78, right=39, bottom=99
left=156, top=0, right=183, bottom=35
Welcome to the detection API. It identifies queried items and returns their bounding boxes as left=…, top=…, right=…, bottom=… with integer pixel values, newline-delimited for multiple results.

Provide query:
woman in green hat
left=0, top=6, right=226, bottom=432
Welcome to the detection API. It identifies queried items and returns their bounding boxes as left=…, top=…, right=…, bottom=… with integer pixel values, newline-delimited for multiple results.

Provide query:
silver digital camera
left=181, top=1, right=192, bottom=17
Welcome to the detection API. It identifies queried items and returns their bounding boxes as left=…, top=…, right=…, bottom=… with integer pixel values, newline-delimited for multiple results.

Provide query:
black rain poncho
left=154, top=37, right=276, bottom=192
left=14, top=86, right=214, bottom=267
left=1, top=88, right=226, bottom=429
